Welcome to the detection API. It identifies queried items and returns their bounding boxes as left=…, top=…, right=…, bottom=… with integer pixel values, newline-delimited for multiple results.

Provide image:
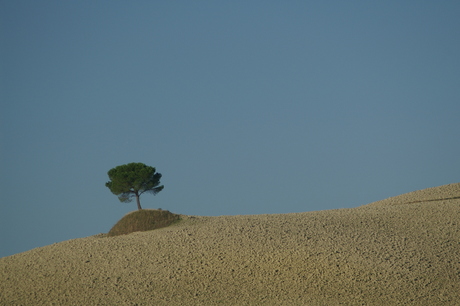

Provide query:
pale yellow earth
left=1, top=183, right=459, bottom=305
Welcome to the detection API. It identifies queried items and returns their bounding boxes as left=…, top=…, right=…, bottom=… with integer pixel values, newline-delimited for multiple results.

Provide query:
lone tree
left=105, top=162, right=164, bottom=210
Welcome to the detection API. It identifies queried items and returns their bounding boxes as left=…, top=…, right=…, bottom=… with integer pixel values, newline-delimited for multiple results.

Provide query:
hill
left=1, top=183, right=459, bottom=305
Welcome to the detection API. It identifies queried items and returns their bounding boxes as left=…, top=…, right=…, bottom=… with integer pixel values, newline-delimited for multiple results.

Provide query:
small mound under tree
left=105, top=162, right=164, bottom=210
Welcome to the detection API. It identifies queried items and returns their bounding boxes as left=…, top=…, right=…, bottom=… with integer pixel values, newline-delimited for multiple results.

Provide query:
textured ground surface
left=1, top=183, right=459, bottom=305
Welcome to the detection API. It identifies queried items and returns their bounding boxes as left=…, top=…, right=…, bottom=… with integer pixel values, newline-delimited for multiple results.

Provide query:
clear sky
left=1, top=1, right=459, bottom=258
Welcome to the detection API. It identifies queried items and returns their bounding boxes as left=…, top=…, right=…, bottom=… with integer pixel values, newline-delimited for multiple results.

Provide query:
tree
left=105, top=162, right=164, bottom=210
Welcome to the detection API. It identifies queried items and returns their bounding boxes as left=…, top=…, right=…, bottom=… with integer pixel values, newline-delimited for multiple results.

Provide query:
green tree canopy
left=105, top=162, right=164, bottom=210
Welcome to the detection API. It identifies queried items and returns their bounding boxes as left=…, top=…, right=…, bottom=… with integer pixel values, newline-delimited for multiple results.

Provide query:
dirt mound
left=108, top=209, right=181, bottom=236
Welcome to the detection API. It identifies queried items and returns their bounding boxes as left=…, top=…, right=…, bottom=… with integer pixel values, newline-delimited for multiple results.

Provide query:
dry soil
left=1, top=183, right=459, bottom=305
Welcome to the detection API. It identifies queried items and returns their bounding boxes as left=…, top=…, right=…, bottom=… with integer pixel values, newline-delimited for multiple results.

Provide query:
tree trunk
left=135, top=194, right=142, bottom=210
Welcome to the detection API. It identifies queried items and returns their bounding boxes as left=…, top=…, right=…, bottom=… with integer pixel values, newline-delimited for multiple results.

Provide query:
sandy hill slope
left=1, top=183, right=459, bottom=305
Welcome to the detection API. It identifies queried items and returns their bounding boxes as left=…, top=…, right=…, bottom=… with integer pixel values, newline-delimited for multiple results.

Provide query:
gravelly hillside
left=1, top=183, right=459, bottom=305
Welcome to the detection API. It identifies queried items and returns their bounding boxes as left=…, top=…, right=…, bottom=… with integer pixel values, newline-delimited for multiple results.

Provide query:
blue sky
left=1, top=1, right=459, bottom=258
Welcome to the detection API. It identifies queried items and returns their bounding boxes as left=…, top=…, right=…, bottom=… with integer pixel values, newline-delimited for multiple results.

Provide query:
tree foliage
left=105, top=162, right=164, bottom=210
